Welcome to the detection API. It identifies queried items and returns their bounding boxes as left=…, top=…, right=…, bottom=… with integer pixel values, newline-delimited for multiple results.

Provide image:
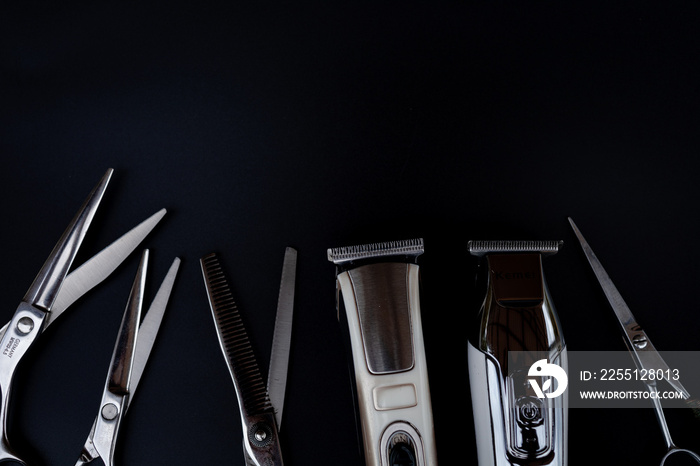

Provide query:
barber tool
left=467, top=240, right=568, bottom=466
left=328, top=238, right=438, bottom=466
left=569, top=218, right=700, bottom=465
left=200, top=248, right=297, bottom=466
left=75, top=251, right=180, bottom=466
left=0, top=169, right=165, bottom=464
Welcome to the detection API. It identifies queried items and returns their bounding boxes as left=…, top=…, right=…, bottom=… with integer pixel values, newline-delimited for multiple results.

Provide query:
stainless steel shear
left=569, top=218, right=700, bottom=464
left=74, top=250, right=180, bottom=466
left=0, top=169, right=166, bottom=465
left=200, top=248, right=297, bottom=466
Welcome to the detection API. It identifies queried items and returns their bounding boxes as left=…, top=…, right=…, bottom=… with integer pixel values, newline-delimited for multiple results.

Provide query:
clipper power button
left=516, top=397, right=544, bottom=427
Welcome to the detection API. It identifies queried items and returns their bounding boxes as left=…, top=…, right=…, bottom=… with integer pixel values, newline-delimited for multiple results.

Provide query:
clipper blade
left=327, top=238, right=424, bottom=264
left=468, top=240, right=562, bottom=257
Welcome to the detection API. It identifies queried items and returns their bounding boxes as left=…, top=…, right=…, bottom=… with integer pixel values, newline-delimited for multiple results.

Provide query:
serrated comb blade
left=468, top=240, right=563, bottom=257
left=200, top=253, right=272, bottom=417
left=327, top=238, right=424, bottom=264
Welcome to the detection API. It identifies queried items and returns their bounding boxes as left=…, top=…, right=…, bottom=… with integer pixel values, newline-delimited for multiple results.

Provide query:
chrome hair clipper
left=467, top=241, right=567, bottom=466
left=328, top=238, right=437, bottom=466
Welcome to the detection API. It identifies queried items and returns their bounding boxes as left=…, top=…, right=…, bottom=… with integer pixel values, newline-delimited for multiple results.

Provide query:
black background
left=2, top=1, right=700, bottom=465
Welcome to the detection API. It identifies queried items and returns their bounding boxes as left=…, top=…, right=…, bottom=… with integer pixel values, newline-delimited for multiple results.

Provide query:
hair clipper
left=328, top=238, right=437, bottom=466
left=467, top=241, right=568, bottom=466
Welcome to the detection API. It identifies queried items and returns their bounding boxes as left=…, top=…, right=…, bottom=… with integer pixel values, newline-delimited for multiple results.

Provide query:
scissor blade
left=569, top=217, right=690, bottom=397
left=127, top=257, right=180, bottom=408
left=201, top=253, right=284, bottom=466
left=200, top=253, right=272, bottom=418
left=50, top=208, right=167, bottom=321
left=0, top=209, right=166, bottom=342
left=267, top=247, right=297, bottom=429
left=107, top=250, right=147, bottom=395
left=24, top=169, right=113, bottom=311
left=568, top=218, right=636, bottom=326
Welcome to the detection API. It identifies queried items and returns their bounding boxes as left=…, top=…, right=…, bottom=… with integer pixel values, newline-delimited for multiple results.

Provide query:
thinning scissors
left=569, top=218, right=700, bottom=464
left=200, top=248, right=297, bottom=466
left=74, top=250, right=180, bottom=466
left=0, top=169, right=165, bottom=465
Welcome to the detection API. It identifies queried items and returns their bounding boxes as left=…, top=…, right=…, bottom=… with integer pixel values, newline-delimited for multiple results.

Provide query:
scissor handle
left=0, top=442, right=27, bottom=466
left=0, top=304, right=48, bottom=466
left=660, top=448, right=700, bottom=465
left=644, top=383, right=700, bottom=465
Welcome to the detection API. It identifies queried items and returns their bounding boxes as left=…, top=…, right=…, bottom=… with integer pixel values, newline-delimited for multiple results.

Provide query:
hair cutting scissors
left=0, top=169, right=166, bottom=465
left=200, top=247, right=297, bottom=466
left=569, top=218, right=700, bottom=465
left=74, top=250, right=180, bottom=466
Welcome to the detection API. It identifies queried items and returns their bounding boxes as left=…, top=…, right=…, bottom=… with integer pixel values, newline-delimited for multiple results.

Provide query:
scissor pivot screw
left=249, top=422, right=273, bottom=447
left=16, top=317, right=34, bottom=335
left=101, top=403, right=119, bottom=420
left=632, top=334, right=648, bottom=349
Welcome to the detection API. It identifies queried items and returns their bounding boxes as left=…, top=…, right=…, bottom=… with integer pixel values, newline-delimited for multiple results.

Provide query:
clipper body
left=467, top=241, right=567, bottom=466
left=329, top=239, right=437, bottom=466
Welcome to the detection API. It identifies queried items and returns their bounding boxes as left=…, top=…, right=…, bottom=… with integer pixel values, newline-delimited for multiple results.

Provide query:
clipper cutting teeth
left=468, top=240, right=563, bottom=257
left=327, top=238, right=424, bottom=264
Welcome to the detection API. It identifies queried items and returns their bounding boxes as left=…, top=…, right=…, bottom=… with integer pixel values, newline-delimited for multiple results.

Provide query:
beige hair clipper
left=328, top=238, right=437, bottom=466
